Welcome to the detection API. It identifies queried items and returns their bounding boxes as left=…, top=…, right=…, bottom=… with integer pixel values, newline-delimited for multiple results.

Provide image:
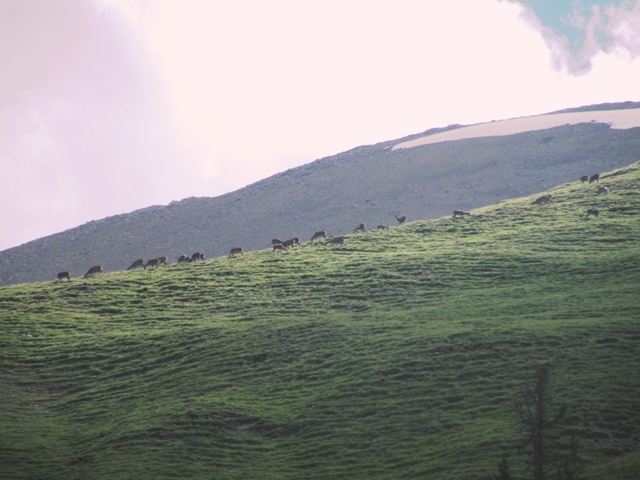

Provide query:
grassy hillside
left=1, top=163, right=639, bottom=479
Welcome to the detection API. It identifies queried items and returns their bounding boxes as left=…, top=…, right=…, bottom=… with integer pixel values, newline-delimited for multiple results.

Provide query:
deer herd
left=58, top=215, right=411, bottom=281
left=534, top=172, right=609, bottom=206
left=56, top=173, right=611, bottom=282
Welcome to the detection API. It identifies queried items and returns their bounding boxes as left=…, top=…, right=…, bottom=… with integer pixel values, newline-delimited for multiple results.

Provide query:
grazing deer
left=144, top=257, right=168, bottom=269
left=453, top=210, right=470, bottom=217
left=157, top=256, right=168, bottom=266
left=597, top=186, right=609, bottom=195
left=272, top=238, right=283, bottom=246
left=144, top=258, right=160, bottom=269
left=533, top=195, right=553, bottom=205
left=354, top=223, right=366, bottom=233
left=580, top=175, right=589, bottom=183
left=273, top=244, right=288, bottom=252
left=83, top=265, right=102, bottom=278
left=395, top=215, right=407, bottom=225
left=178, top=254, right=191, bottom=264
left=325, top=236, right=345, bottom=246
left=56, top=271, right=71, bottom=281
left=229, top=247, right=243, bottom=258
left=377, top=225, right=389, bottom=230
left=191, top=252, right=205, bottom=262
left=126, top=259, right=144, bottom=270
left=282, top=238, right=299, bottom=248
left=589, top=173, right=600, bottom=183
left=586, top=208, right=600, bottom=217
left=311, top=230, right=327, bottom=242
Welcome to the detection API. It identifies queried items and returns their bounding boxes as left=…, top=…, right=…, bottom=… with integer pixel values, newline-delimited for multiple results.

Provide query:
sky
left=1, top=0, right=639, bottom=251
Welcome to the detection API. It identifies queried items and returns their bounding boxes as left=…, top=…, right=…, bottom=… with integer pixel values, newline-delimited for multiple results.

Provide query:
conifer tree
left=515, top=365, right=567, bottom=480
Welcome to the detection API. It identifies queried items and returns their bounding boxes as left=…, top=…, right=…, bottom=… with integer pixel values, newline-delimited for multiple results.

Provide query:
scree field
left=1, top=163, right=639, bottom=479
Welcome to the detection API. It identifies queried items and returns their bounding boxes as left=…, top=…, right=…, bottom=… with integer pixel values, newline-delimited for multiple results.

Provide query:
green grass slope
left=1, top=163, right=639, bottom=479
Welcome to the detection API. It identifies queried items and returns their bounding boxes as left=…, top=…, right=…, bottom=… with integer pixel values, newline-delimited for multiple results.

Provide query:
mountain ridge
left=2, top=101, right=639, bottom=285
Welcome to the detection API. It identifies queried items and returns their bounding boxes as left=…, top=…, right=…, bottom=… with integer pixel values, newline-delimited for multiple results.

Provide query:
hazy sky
left=1, top=0, right=639, bottom=251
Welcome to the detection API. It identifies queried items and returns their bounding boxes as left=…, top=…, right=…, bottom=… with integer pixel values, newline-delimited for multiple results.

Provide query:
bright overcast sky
left=1, top=0, right=639, bottom=251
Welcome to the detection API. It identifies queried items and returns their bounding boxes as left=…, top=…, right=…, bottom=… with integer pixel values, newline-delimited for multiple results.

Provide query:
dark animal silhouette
left=586, top=208, right=600, bottom=217
left=377, top=225, right=389, bottom=230
left=144, top=258, right=161, bottom=269
left=311, top=230, right=327, bottom=242
left=178, top=254, right=191, bottom=264
left=273, top=244, right=288, bottom=252
left=56, top=271, right=71, bottom=281
left=229, top=247, right=243, bottom=257
left=533, top=194, right=553, bottom=205
left=144, top=256, right=168, bottom=269
left=395, top=215, right=407, bottom=225
left=354, top=223, right=366, bottom=233
left=453, top=210, right=471, bottom=217
left=191, top=252, right=205, bottom=262
left=272, top=238, right=283, bottom=246
left=282, top=238, right=299, bottom=248
left=83, top=265, right=103, bottom=278
left=597, top=186, right=609, bottom=195
left=580, top=175, right=589, bottom=183
left=589, top=173, right=600, bottom=183
left=325, top=236, right=345, bottom=246
left=126, top=259, right=144, bottom=270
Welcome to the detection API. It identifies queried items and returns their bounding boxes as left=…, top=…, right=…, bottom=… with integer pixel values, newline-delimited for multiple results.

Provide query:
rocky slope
left=1, top=102, right=639, bottom=285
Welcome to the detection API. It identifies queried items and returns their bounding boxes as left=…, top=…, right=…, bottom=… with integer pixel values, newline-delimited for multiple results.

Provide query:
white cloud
left=597, top=1, right=640, bottom=55
left=108, top=1, right=568, bottom=181
left=514, top=0, right=640, bottom=74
